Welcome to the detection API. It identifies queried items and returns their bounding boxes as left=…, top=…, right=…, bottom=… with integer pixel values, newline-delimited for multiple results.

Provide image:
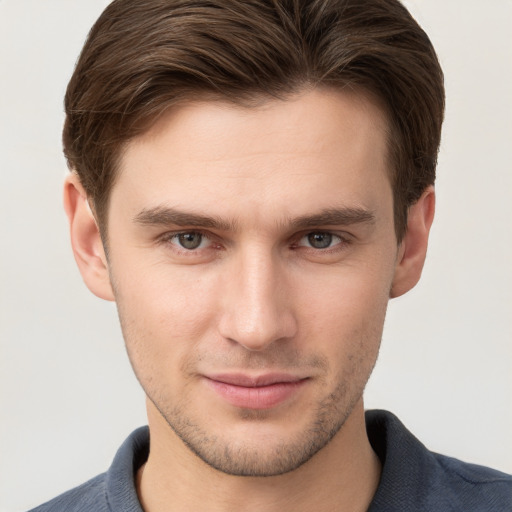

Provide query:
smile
left=203, top=373, right=310, bottom=410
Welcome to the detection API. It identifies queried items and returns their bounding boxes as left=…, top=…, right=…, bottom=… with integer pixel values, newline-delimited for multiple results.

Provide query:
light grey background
left=1, top=1, right=511, bottom=511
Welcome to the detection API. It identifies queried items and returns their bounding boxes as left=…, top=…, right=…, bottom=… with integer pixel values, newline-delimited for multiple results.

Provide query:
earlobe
left=63, top=173, right=115, bottom=301
left=390, top=186, right=435, bottom=298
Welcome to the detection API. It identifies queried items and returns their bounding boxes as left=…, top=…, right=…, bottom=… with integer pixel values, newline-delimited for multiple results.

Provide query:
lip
left=203, top=373, right=309, bottom=410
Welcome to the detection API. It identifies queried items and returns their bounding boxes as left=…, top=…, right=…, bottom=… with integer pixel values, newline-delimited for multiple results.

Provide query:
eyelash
left=158, top=230, right=352, bottom=255
left=292, top=232, right=348, bottom=251
left=158, top=231, right=219, bottom=252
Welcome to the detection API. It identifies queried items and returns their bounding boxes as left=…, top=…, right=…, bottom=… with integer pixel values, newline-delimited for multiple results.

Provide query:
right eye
left=168, top=232, right=212, bottom=250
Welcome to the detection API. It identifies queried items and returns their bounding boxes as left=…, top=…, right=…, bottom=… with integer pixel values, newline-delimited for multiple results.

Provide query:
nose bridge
left=219, top=243, right=296, bottom=350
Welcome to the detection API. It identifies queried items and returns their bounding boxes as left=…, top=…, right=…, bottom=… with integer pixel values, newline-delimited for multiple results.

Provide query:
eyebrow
left=288, top=207, right=376, bottom=230
left=133, top=205, right=375, bottom=231
left=134, top=206, right=236, bottom=231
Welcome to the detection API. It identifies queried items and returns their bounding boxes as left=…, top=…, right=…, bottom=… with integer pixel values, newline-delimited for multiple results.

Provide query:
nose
left=218, top=248, right=297, bottom=351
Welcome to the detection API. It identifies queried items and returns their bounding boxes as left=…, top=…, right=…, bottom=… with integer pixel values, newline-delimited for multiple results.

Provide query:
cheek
left=298, top=259, right=392, bottom=317
left=111, top=262, right=220, bottom=372
left=294, top=263, right=392, bottom=355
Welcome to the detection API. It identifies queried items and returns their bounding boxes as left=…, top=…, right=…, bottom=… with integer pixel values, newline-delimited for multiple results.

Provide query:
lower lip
left=204, top=378, right=308, bottom=410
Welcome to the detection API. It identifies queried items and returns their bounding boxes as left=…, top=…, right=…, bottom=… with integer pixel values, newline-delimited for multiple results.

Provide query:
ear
left=63, top=173, right=115, bottom=301
left=390, top=186, right=435, bottom=298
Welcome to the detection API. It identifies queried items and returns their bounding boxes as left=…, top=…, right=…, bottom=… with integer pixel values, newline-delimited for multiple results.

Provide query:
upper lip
left=205, top=373, right=308, bottom=387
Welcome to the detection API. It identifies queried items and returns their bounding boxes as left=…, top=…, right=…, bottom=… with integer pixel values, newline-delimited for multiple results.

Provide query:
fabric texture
left=28, top=410, right=512, bottom=511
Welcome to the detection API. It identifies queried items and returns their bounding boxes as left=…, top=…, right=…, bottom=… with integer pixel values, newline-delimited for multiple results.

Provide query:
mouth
left=203, top=373, right=310, bottom=410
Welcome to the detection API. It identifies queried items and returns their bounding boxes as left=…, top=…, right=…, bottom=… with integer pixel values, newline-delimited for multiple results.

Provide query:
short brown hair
left=63, top=0, right=444, bottom=241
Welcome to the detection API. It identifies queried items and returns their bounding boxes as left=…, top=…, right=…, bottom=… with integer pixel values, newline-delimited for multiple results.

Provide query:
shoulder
left=27, top=426, right=149, bottom=512
left=366, top=410, right=512, bottom=511
left=431, top=452, right=512, bottom=510
left=27, top=473, right=108, bottom=512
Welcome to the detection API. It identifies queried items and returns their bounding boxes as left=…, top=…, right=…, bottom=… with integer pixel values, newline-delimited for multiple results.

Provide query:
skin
left=65, top=88, right=434, bottom=511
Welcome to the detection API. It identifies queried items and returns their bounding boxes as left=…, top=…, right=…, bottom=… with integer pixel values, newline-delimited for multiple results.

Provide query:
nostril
left=219, top=307, right=297, bottom=352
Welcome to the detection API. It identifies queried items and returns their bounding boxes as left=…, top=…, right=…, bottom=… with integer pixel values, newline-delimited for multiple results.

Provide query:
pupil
left=179, top=233, right=202, bottom=250
left=308, top=232, right=332, bottom=249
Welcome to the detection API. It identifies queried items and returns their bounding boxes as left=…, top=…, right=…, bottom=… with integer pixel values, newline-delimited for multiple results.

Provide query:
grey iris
left=308, top=232, right=332, bottom=249
left=178, top=233, right=203, bottom=250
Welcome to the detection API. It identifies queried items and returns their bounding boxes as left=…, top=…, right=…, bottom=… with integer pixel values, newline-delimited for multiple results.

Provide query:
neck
left=137, top=399, right=381, bottom=512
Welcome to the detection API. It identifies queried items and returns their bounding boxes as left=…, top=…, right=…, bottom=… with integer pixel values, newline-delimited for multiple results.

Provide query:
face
left=105, top=89, right=400, bottom=476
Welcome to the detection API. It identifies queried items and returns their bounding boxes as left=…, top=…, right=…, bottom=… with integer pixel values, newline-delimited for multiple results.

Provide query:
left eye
left=298, top=232, right=342, bottom=249
left=170, top=232, right=210, bottom=250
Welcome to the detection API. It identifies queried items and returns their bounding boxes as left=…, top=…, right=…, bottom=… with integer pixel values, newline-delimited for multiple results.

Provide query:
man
left=29, top=0, right=511, bottom=511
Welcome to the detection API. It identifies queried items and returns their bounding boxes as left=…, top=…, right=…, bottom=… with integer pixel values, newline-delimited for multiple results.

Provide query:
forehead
left=112, top=88, right=392, bottom=228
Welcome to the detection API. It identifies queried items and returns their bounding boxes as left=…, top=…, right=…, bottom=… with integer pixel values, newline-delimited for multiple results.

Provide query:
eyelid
left=158, top=229, right=214, bottom=248
left=156, top=228, right=352, bottom=254
left=291, top=230, right=353, bottom=254
left=295, top=229, right=351, bottom=241
left=300, top=232, right=340, bottom=243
